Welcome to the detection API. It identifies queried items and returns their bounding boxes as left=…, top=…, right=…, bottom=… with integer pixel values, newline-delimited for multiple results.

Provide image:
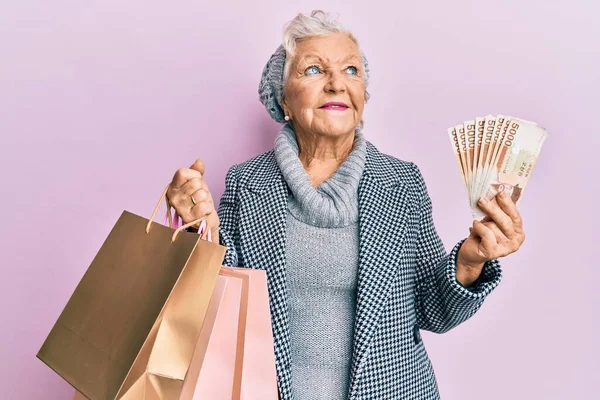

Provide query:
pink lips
left=319, top=102, right=349, bottom=111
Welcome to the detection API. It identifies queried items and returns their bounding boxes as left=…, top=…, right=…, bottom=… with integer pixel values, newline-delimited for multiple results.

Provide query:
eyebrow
left=298, top=53, right=362, bottom=65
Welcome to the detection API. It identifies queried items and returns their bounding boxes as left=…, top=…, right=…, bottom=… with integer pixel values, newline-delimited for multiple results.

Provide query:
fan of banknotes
left=447, top=115, right=548, bottom=220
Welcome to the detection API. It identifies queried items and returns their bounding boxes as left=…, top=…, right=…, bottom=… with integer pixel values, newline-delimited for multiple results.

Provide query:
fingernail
left=478, top=197, right=487, bottom=204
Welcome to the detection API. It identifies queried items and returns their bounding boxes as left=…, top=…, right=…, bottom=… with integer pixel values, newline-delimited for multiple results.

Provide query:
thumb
left=469, top=223, right=481, bottom=239
left=190, top=159, right=205, bottom=175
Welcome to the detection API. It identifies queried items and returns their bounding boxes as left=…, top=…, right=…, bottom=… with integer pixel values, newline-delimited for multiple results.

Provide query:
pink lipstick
left=319, top=102, right=349, bottom=111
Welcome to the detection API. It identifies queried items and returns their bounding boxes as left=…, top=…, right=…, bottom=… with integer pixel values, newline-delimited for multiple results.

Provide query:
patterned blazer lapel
left=237, top=152, right=294, bottom=399
left=349, top=143, right=416, bottom=397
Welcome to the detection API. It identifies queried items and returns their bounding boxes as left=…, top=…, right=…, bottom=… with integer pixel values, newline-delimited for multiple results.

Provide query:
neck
left=293, top=125, right=356, bottom=186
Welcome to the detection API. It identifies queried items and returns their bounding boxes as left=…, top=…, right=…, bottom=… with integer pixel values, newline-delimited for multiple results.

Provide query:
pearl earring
left=284, top=115, right=290, bottom=121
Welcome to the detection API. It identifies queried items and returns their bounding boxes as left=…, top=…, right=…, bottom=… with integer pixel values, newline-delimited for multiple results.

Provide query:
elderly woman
left=167, top=10, right=525, bottom=400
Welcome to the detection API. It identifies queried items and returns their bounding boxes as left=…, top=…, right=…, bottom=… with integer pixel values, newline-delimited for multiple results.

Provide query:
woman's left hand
left=456, top=187, right=526, bottom=286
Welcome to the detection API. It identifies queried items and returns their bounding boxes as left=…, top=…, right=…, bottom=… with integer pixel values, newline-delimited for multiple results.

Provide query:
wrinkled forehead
left=293, top=34, right=362, bottom=67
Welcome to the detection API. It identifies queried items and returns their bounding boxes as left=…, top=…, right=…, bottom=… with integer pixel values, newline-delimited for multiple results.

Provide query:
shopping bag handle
left=145, top=184, right=207, bottom=243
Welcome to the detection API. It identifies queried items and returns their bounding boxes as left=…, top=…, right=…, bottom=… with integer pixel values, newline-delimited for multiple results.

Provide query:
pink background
left=1, top=0, right=598, bottom=398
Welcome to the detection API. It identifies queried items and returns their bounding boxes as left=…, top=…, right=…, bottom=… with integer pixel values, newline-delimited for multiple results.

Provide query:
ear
left=281, top=97, right=291, bottom=118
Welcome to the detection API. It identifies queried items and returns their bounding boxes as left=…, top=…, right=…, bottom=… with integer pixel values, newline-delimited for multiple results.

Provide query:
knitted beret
left=258, top=44, right=370, bottom=123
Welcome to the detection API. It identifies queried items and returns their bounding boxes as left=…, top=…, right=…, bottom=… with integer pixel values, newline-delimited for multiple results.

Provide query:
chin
left=318, top=121, right=358, bottom=137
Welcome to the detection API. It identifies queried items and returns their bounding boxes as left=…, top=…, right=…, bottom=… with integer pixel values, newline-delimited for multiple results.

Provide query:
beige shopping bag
left=38, top=185, right=226, bottom=400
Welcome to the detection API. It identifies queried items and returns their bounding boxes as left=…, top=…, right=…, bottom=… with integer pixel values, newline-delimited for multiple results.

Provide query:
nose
left=324, top=70, right=346, bottom=94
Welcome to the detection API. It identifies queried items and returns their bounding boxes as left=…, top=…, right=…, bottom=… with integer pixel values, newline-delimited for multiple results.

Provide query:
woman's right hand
left=166, top=159, right=220, bottom=236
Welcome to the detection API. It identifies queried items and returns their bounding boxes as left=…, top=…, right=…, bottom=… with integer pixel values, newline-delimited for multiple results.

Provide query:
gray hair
left=282, top=11, right=362, bottom=83
left=258, top=10, right=370, bottom=124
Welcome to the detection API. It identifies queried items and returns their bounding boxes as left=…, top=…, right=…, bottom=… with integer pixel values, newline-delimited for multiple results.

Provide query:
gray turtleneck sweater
left=274, top=124, right=367, bottom=400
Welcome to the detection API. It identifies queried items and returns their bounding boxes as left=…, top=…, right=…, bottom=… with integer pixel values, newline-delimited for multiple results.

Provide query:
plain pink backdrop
left=1, top=0, right=598, bottom=399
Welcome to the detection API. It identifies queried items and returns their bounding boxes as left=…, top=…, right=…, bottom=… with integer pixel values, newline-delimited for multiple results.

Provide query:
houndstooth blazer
left=216, top=140, right=503, bottom=400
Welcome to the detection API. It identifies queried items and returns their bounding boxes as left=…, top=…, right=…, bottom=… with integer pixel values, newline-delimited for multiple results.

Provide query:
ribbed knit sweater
left=273, top=124, right=367, bottom=399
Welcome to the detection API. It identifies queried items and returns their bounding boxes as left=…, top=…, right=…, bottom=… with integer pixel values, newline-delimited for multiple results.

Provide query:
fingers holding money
left=476, top=189, right=526, bottom=257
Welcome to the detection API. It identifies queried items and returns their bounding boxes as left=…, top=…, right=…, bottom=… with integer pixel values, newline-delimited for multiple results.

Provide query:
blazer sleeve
left=217, top=164, right=240, bottom=267
left=411, top=163, right=503, bottom=334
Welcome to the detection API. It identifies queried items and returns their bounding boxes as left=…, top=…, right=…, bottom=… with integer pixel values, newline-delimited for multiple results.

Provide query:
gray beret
left=258, top=44, right=371, bottom=123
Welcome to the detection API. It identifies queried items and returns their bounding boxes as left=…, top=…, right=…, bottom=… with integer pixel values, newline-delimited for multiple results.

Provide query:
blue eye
left=304, top=65, right=321, bottom=75
left=346, top=66, right=358, bottom=75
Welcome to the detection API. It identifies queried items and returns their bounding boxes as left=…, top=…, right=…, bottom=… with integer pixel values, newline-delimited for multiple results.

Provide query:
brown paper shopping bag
left=38, top=185, right=226, bottom=400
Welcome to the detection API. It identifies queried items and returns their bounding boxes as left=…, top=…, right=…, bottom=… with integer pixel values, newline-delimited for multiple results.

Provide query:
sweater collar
left=273, top=123, right=367, bottom=228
